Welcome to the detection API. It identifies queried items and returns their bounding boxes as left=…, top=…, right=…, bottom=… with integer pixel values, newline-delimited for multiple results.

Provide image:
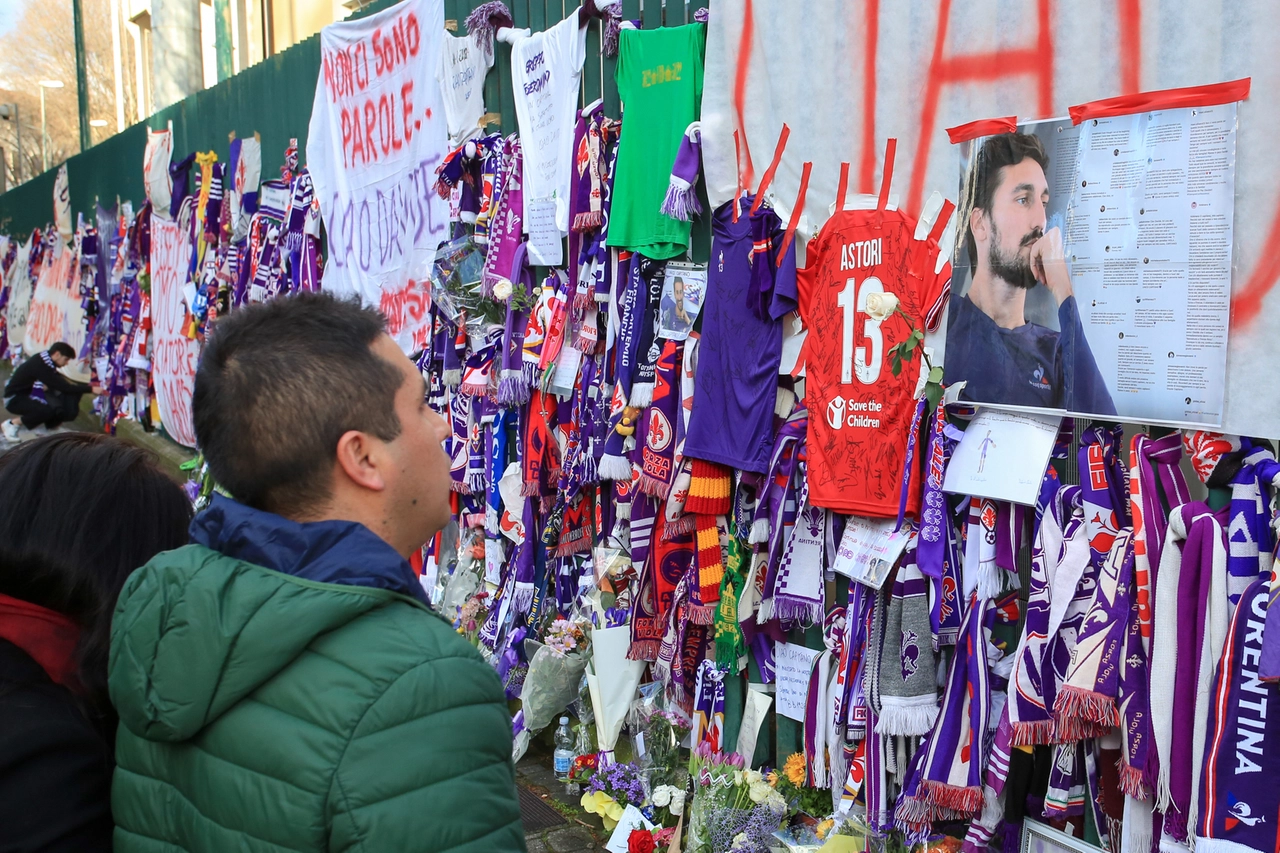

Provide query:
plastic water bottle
left=553, top=717, right=575, bottom=782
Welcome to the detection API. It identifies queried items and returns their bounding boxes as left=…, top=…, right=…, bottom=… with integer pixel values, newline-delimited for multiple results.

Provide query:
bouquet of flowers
left=581, top=760, right=646, bottom=831
left=685, top=745, right=787, bottom=853
left=769, top=753, right=833, bottom=820
left=639, top=708, right=692, bottom=788
left=647, top=782, right=687, bottom=828
left=521, top=618, right=592, bottom=732
left=453, top=593, right=489, bottom=646
left=627, top=826, right=678, bottom=853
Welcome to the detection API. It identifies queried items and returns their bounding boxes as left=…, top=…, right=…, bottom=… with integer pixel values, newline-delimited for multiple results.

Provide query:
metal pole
left=40, top=87, right=47, bottom=173
left=73, top=0, right=91, bottom=151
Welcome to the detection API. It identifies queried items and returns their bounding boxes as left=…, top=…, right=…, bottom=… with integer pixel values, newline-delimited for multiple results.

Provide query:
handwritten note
left=736, top=687, right=774, bottom=763
left=831, top=516, right=911, bottom=589
left=776, top=642, right=820, bottom=721
left=525, top=196, right=563, bottom=266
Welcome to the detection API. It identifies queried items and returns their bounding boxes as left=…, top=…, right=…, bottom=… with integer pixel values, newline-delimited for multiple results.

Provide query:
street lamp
left=38, top=79, right=64, bottom=174
left=0, top=103, right=19, bottom=184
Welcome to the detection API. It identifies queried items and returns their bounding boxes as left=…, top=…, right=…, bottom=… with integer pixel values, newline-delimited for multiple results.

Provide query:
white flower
left=744, top=769, right=764, bottom=786
left=652, top=785, right=673, bottom=808
left=732, top=770, right=744, bottom=787
left=669, top=790, right=686, bottom=816
left=492, top=278, right=513, bottom=301
left=733, top=833, right=748, bottom=846
left=748, top=780, right=773, bottom=804
left=766, top=790, right=787, bottom=811
left=863, top=291, right=899, bottom=323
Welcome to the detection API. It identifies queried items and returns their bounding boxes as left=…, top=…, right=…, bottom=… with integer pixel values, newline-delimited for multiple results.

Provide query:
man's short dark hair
left=48, top=342, right=75, bottom=359
left=964, top=132, right=1050, bottom=264
left=192, top=292, right=404, bottom=516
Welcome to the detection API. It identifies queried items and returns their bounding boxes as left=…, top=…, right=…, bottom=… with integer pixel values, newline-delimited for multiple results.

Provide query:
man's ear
left=969, top=207, right=988, bottom=247
left=334, top=429, right=388, bottom=493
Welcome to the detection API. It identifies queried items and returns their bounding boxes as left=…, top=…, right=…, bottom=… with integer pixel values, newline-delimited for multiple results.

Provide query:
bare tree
left=0, top=0, right=141, bottom=187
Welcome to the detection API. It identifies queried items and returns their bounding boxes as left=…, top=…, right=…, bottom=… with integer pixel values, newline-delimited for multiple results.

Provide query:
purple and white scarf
left=916, top=592, right=992, bottom=816
left=771, top=472, right=826, bottom=627
left=917, top=404, right=965, bottom=646
left=1150, top=501, right=1230, bottom=842
left=1007, top=485, right=1089, bottom=745
left=692, top=659, right=727, bottom=751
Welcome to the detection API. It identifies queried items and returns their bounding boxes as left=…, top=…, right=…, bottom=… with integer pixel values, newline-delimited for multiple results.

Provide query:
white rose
left=749, top=780, right=772, bottom=804
left=670, top=790, right=686, bottom=816
left=652, top=785, right=672, bottom=808
left=745, top=769, right=764, bottom=786
left=766, top=790, right=787, bottom=811
left=863, top=291, right=900, bottom=323
left=492, top=279, right=513, bottom=301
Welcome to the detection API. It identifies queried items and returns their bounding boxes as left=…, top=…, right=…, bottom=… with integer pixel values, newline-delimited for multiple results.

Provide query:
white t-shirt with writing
left=436, top=30, right=494, bottom=146
left=510, top=13, right=587, bottom=240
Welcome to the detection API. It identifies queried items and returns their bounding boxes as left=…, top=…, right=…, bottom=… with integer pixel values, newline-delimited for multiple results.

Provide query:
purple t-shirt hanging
left=684, top=195, right=797, bottom=474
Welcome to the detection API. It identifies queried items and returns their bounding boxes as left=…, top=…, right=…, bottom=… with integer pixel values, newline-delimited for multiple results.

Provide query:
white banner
left=150, top=214, right=199, bottom=448
left=3, top=235, right=32, bottom=355
left=702, top=0, right=1280, bottom=438
left=307, top=0, right=449, bottom=353
left=23, top=242, right=82, bottom=356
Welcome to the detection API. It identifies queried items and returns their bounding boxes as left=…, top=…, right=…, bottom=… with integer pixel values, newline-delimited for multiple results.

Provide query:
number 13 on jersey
left=836, top=276, right=883, bottom=385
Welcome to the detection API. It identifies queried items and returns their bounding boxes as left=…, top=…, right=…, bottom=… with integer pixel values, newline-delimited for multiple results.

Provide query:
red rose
left=628, top=828, right=655, bottom=853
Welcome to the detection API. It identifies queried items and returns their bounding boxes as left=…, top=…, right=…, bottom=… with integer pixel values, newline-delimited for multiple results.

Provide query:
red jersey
left=797, top=144, right=953, bottom=516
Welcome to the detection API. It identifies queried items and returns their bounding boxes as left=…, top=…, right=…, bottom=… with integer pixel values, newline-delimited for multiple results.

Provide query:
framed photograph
left=656, top=263, right=707, bottom=342
left=1020, top=819, right=1105, bottom=853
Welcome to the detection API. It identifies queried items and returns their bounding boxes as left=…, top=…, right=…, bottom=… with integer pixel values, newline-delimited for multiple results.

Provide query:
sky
left=0, top=1, right=25, bottom=39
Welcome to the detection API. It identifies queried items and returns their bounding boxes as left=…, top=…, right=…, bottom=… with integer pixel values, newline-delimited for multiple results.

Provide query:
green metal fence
left=0, top=0, right=708, bottom=239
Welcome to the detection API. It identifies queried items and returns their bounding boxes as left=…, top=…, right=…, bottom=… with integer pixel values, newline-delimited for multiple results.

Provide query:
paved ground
left=516, top=741, right=607, bottom=852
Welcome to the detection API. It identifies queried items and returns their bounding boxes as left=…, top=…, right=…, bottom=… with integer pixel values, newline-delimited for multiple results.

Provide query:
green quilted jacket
left=108, top=544, right=526, bottom=852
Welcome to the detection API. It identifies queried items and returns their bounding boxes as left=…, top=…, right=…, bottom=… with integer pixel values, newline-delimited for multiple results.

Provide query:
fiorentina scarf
left=772, top=474, right=826, bottom=627
left=1007, top=486, right=1089, bottom=745
left=627, top=255, right=666, bottom=408
left=635, top=339, right=682, bottom=499
left=917, top=405, right=965, bottom=646
left=963, top=498, right=1005, bottom=600
left=448, top=391, right=473, bottom=493
left=521, top=277, right=555, bottom=386
left=1116, top=568, right=1154, bottom=798
left=1195, top=579, right=1280, bottom=853
left=875, top=549, right=938, bottom=737
left=1151, top=501, right=1230, bottom=842
left=1130, top=431, right=1192, bottom=646
left=692, top=659, right=727, bottom=751
left=630, top=512, right=694, bottom=660
left=1055, top=528, right=1133, bottom=741
left=571, top=102, right=607, bottom=235
left=482, top=136, right=524, bottom=293
left=496, top=243, right=535, bottom=405
left=917, top=592, right=992, bottom=815
left=1227, top=440, right=1280, bottom=605
left=522, top=390, right=561, bottom=499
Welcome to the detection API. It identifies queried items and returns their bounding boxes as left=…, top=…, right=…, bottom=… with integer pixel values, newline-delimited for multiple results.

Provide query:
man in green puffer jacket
left=108, top=293, right=527, bottom=852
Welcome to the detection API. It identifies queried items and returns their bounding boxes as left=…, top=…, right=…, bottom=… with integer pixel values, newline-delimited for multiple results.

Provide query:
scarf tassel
left=627, top=640, right=660, bottom=661
left=771, top=595, right=824, bottom=628
left=520, top=481, right=542, bottom=498
left=628, top=381, right=654, bottom=409
left=496, top=369, right=530, bottom=406
left=1117, top=762, right=1146, bottom=800
left=877, top=702, right=940, bottom=738
left=659, top=177, right=702, bottom=222
left=451, top=480, right=473, bottom=495
left=511, top=582, right=535, bottom=615
left=443, top=368, right=462, bottom=389
left=635, top=470, right=673, bottom=500
left=572, top=290, right=596, bottom=311
left=1052, top=686, right=1119, bottom=741
left=687, top=603, right=717, bottom=625
left=1009, top=720, right=1055, bottom=746
left=598, top=452, right=632, bottom=481
left=748, top=517, right=770, bottom=544
left=663, top=514, right=698, bottom=539
left=919, top=779, right=984, bottom=815
left=572, top=210, right=604, bottom=233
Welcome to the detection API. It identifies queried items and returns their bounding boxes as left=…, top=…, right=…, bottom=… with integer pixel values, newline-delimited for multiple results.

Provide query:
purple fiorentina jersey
left=684, top=195, right=797, bottom=474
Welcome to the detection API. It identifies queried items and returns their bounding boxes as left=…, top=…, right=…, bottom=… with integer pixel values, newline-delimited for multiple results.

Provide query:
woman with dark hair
left=0, top=433, right=192, bottom=851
